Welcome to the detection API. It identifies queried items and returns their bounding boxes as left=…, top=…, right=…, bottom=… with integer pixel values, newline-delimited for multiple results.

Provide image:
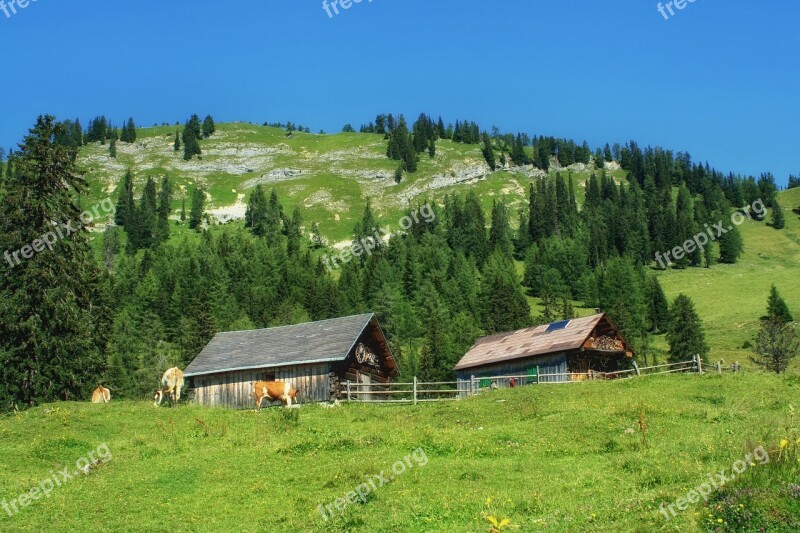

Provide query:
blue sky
left=1, top=0, right=797, bottom=184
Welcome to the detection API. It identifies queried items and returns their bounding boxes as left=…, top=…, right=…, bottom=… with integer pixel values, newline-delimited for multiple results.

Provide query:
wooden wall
left=191, top=363, right=332, bottom=409
left=455, top=352, right=568, bottom=397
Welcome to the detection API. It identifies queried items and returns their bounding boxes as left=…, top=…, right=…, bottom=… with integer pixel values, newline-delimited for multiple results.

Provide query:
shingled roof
left=454, top=313, right=627, bottom=371
left=184, top=313, right=393, bottom=378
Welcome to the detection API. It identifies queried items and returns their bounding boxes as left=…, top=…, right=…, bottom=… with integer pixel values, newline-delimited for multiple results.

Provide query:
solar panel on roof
left=545, top=319, right=571, bottom=332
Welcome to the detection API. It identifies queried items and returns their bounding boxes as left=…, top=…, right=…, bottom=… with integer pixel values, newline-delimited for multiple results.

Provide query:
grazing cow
left=91, top=385, right=111, bottom=404
left=154, top=367, right=185, bottom=407
left=253, top=381, right=298, bottom=410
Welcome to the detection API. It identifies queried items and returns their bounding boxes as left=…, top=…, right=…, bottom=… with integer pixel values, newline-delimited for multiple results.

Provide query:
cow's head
left=153, top=389, right=164, bottom=406
left=290, top=387, right=298, bottom=402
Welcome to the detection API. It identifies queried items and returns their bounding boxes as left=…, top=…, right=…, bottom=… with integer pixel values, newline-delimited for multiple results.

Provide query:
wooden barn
left=184, top=313, right=398, bottom=408
left=454, top=313, right=634, bottom=394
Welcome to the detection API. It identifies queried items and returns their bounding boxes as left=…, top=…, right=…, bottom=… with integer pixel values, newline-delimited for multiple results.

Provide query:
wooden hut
left=184, top=313, right=398, bottom=408
left=454, top=313, right=634, bottom=395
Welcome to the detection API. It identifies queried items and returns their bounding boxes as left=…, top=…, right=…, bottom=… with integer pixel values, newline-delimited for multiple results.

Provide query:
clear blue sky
left=1, top=0, right=798, bottom=184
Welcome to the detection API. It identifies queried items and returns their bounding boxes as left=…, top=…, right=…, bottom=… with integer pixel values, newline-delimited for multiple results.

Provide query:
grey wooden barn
left=184, top=313, right=398, bottom=408
left=454, top=313, right=634, bottom=395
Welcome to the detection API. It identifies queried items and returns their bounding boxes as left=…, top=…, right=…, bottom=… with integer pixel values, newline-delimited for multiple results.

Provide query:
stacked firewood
left=329, top=373, right=341, bottom=399
left=587, top=335, right=625, bottom=351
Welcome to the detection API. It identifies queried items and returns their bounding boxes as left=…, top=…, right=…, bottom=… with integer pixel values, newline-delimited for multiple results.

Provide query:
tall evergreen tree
left=666, top=294, right=709, bottom=362
left=771, top=200, right=785, bottom=229
left=479, top=252, right=531, bottom=334
left=189, top=187, right=205, bottom=230
left=0, top=116, right=110, bottom=409
left=115, top=169, right=134, bottom=226
left=156, top=176, right=173, bottom=244
left=202, top=115, right=216, bottom=138
left=245, top=185, right=269, bottom=236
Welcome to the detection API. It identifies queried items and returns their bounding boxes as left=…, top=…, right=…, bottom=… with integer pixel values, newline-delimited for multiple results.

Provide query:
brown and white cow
left=253, top=381, right=298, bottom=410
left=154, top=367, right=184, bottom=407
left=91, top=385, right=111, bottom=404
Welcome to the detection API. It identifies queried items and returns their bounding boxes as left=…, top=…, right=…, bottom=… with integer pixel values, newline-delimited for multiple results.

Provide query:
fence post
left=695, top=355, right=703, bottom=374
left=716, top=362, right=722, bottom=374
left=471, top=375, right=476, bottom=395
left=633, top=361, right=641, bottom=376
left=346, top=380, right=351, bottom=401
left=413, top=376, right=418, bottom=405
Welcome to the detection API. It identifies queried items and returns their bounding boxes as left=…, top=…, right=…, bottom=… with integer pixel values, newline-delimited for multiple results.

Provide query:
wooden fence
left=342, top=355, right=714, bottom=404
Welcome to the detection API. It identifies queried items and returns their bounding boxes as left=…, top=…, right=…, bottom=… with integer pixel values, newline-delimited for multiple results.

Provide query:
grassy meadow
left=1, top=373, right=798, bottom=532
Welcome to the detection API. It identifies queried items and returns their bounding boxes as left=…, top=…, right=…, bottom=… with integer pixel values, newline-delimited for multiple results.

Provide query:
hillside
left=1, top=374, right=798, bottom=532
left=76, top=123, right=626, bottom=244
left=74, top=123, right=800, bottom=367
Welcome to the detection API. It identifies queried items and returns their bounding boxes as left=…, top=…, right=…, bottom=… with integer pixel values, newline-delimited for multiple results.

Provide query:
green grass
left=657, top=188, right=800, bottom=367
left=1, top=373, right=798, bottom=532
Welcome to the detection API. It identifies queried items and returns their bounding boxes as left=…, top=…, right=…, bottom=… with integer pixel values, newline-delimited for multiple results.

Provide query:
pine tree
left=488, top=200, right=513, bottom=257
left=428, top=137, right=436, bottom=159
left=245, top=185, right=269, bottom=236
left=174, top=129, right=181, bottom=151
left=202, top=115, right=216, bottom=138
left=189, top=187, right=205, bottom=230
left=771, top=200, right=785, bottom=229
left=766, top=285, right=793, bottom=323
left=718, top=221, right=743, bottom=263
left=751, top=317, right=799, bottom=373
left=479, top=252, right=531, bottom=334
left=182, top=115, right=202, bottom=160
left=115, top=170, right=134, bottom=226
left=646, top=275, right=670, bottom=333
left=109, top=136, right=117, bottom=158
left=481, top=132, right=496, bottom=171
left=666, top=294, right=709, bottom=362
left=0, top=116, right=110, bottom=408
left=155, top=176, right=173, bottom=244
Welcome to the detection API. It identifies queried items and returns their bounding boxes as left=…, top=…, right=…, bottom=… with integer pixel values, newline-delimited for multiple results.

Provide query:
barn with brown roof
left=454, top=313, right=634, bottom=392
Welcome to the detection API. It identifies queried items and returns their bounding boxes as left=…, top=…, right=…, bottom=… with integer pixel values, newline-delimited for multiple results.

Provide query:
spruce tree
left=751, top=317, right=799, bottom=373
left=189, top=187, right=205, bottom=229
left=202, top=115, right=216, bottom=138
left=174, top=129, right=181, bottom=152
left=0, top=116, right=110, bottom=408
left=115, top=169, right=134, bottom=226
left=109, top=136, right=117, bottom=158
left=666, top=294, right=709, bottom=362
left=718, top=221, right=743, bottom=263
left=766, top=285, right=793, bottom=323
left=245, top=185, right=269, bottom=236
left=771, top=200, right=785, bottom=229
left=156, top=176, right=173, bottom=244
left=479, top=252, right=531, bottom=334
left=481, top=132, right=496, bottom=170
left=646, top=275, right=670, bottom=333
left=182, top=115, right=202, bottom=160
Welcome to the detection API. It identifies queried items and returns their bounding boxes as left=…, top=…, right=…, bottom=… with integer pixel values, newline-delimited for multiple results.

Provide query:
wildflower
left=780, top=439, right=789, bottom=449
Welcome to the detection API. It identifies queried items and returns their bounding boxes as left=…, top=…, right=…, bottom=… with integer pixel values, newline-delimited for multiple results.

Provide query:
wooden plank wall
left=455, top=352, right=569, bottom=396
left=193, top=363, right=332, bottom=409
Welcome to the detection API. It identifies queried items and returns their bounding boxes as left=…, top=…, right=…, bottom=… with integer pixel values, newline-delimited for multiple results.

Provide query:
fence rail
left=342, top=355, right=722, bottom=404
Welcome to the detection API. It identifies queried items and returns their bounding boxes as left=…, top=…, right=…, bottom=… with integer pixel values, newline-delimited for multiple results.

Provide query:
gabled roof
left=184, top=313, right=396, bottom=377
left=454, top=313, right=629, bottom=371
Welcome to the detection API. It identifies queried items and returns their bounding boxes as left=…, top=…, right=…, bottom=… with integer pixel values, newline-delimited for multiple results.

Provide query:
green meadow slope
left=76, top=123, right=800, bottom=367
left=1, top=374, right=798, bottom=532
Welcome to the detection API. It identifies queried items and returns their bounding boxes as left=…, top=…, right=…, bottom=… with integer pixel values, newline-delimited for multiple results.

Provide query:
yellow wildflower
left=780, top=439, right=789, bottom=449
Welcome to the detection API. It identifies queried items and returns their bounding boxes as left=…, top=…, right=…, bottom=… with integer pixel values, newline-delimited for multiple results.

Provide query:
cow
left=154, top=367, right=185, bottom=407
left=91, top=385, right=111, bottom=404
left=253, top=381, right=298, bottom=410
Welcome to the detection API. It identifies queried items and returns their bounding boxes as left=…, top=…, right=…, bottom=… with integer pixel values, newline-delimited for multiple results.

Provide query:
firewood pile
left=329, top=373, right=341, bottom=399
left=587, top=335, right=625, bottom=351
